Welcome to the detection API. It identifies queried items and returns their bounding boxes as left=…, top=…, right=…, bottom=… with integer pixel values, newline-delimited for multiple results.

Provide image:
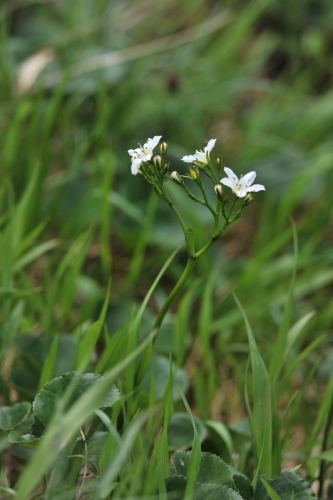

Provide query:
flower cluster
left=128, top=135, right=162, bottom=175
left=128, top=136, right=265, bottom=199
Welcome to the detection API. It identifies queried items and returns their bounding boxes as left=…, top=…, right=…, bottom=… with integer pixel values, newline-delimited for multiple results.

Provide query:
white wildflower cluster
left=128, top=135, right=265, bottom=199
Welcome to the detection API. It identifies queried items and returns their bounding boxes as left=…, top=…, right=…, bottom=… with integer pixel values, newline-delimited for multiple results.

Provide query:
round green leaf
left=168, top=412, right=207, bottom=450
left=195, top=483, right=243, bottom=500
left=173, top=451, right=233, bottom=487
left=142, top=355, right=188, bottom=401
left=254, top=471, right=316, bottom=500
left=233, top=473, right=253, bottom=500
left=165, top=475, right=187, bottom=499
left=33, top=372, right=120, bottom=426
left=8, top=431, right=41, bottom=449
left=0, top=402, right=31, bottom=431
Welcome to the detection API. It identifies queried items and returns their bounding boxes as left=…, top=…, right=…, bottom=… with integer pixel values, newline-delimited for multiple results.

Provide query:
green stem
left=318, top=400, right=333, bottom=498
left=154, top=257, right=196, bottom=330
left=183, top=183, right=206, bottom=205
left=197, top=178, right=216, bottom=216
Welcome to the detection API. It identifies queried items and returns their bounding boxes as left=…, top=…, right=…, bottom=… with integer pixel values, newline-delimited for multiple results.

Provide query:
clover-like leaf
left=33, top=372, right=120, bottom=426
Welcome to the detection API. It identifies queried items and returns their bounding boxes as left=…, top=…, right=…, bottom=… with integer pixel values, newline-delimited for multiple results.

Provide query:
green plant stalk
left=153, top=256, right=197, bottom=331
left=318, top=398, right=333, bottom=498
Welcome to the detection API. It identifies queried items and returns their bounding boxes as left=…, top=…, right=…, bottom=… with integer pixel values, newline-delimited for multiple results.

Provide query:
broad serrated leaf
left=254, top=472, right=316, bottom=500
left=233, top=473, right=253, bottom=500
left=173, top=452, right=233, bottom=487
left=8, top=431, right=41, bottom=449
left=0, top=402, right=31, bottom=431
left=165, top=475, right=187, bottom=499
left=195, top=483, right=244, bottom=500
left=33, top=372, right=120, bottom=426
left=165, top=477, right=244, bottom=500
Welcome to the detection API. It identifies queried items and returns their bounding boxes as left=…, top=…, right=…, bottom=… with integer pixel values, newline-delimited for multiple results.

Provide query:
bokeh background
left=3, top=0, right=333, bottom=458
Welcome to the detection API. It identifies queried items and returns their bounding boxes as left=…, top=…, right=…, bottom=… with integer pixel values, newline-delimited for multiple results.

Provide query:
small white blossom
left=220, top=167, right=265, bottom=198
left=182, top=139, right=216, bottom=165
left=128, top=135, right=162, bottom=175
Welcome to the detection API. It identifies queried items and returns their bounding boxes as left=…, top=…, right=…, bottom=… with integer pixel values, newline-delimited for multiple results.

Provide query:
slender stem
left=197, top=178, right=216, bottom=216
left=318, top=400, right=333, bottom=498
left=154, top=257, right=196, bottom=330
left=183, top=183, right=206, bottom=205
left=167, top=201, right=188, bottom=236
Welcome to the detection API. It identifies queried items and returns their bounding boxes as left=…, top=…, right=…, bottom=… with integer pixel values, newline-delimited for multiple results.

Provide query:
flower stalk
left=128, top=136, right=265, bottom=335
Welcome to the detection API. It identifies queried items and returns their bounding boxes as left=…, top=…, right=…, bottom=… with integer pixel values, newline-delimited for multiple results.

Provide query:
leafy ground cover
left=1, top=0, right=333, bottom=498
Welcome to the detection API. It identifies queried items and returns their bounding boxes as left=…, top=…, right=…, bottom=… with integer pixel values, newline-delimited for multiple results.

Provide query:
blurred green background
left=2, top=0, right=333, bottom=445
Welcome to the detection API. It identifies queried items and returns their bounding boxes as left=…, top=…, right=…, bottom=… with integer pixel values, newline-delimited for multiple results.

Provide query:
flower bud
left=216, top=156, right=222, bottom=168
left=214, top=184, right=223, bottom=199
left=189, top=168, right=199, bottom=180
left=170, top=171, right=183, bottom=185
left=160, top=142, right=168, bottom=155
left=244, top=193, right=254, bottom=205
left=153, top=155, right=162, bottom=169
left=223, top=196, right=229, bottom=204
left=163, top=162, right=170, bottom=174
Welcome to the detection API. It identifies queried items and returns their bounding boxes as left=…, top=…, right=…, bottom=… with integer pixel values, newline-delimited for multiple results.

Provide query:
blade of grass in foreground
left=269, top=220, right=298, bottom=383
left=178, top=385, right=201, bottom=499
left=234, top=293, right=280, bottom=478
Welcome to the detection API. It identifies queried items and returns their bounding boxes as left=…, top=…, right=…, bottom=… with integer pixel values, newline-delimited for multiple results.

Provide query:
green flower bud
left=153, top=155, right=162, bottom=169
left=244, top=193, right=254, bottom=205
left=170, top=171, right=183, bottom=185
left=163, top=162, right=170, bottom=174
left=216, top=156, right=222, bottom=168
left=214, top=184, right=223, bottom=199
left=160, top=142, right=168, bottom=155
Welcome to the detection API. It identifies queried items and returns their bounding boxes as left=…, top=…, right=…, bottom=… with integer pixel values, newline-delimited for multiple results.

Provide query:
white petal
left=195, top=151, right=207, bottom=163
left=128, top=148, right=138, bottom=157
left=223, top=167, right=238, bottom=182
left=149, top=135, right=162, bottom=150
left=241, top=171, right=256, bottom=188
left=205, top=139, right=216, bottom=153
left=247, top=184, right=265, bottom=192
left=234, top=189, right=247, bottom=198
left=182, top=155, right=197, bottom=163
left=131, top=158, right=142, bottom=175
left=220, top=178, right=235, bottom=189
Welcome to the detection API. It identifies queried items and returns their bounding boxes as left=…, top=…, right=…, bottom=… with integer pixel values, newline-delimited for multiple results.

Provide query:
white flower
left=182, top=139, right=216, bottom=165
left=128, top=135, right=162, bottom=175
left=220, top=167, right=265, bottom=198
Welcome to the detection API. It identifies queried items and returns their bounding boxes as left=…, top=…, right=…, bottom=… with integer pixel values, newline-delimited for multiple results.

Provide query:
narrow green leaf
left=233, top=293, right=277, bottom=477
left=260, top=477, right=282, bottom=500
left=269, top=220, right=298, bottom=383
left=177, top=385, right=201, bottom=498
left=13, top=239, right=59, bottom=274
left=75, top=282, right=110, bottom=371
left=38, top=335, right=59, bottom=391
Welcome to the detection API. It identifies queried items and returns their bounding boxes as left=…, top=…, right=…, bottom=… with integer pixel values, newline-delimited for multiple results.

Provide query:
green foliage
left=2, top=0, right=333, bottom=497
left=0, top=402, right=31, bottom=431
left=166, top=452, right=315, bottom=500
left=33, top=371, right=120, bottom=427
left=255, top=472, right=316, bottom=500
